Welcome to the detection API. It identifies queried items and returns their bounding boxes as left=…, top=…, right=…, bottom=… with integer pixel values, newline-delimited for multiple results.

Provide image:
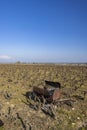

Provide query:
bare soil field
left=0, top=64, right=87, bottom=130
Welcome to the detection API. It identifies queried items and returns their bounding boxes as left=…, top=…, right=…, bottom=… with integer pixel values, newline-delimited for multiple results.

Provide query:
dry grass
left=0, top=64, right=87, bottom=130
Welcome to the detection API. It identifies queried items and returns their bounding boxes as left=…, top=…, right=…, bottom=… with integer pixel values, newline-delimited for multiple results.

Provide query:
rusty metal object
left=45, top=80, right=61, bottom=88
left=23, top=80, right=77, bottom=118
left=33, top=86, right=49, bottom=96
left=33, top=86, right=60, bottom=102
left=48, top=88, right=60, bottom=102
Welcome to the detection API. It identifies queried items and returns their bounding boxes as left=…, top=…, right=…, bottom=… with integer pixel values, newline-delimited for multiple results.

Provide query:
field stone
left=10, top=104, right=15, bottom=108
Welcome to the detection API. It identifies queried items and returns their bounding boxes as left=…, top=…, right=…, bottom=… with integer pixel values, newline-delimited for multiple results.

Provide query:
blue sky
left=0, top=0, right=87, bottom=63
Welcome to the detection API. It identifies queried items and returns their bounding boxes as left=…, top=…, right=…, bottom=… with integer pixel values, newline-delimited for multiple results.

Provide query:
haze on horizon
left=0, top=0, right=87, bottom=63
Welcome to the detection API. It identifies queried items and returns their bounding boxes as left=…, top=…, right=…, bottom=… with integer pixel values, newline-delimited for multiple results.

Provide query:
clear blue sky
left=0, top=0, right=87, bottom=63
